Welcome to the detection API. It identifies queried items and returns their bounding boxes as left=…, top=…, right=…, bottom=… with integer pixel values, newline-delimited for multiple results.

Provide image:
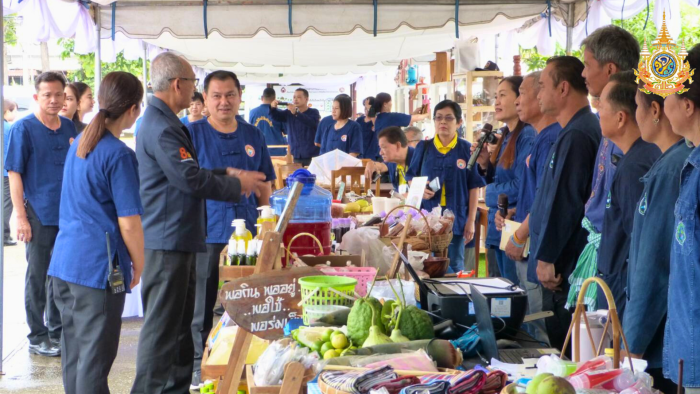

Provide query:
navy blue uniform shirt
left=357, top=115, right=380, bottom=160
left=586, top=138, right=625, bottom=233
left=483, top=125, right=535, bottom=247
left=3, top=120, right=12, bottom=177
left=374, top=112, right=411, bottom=135
left=315, top=117, right=364, bottom=156
left=189, top=118, right=276, bottom=242
left=598, top=138, right=660, bottom=276
left=528, top=106, right=601, bottom=282
left=386, top=146, right=415, bottom=192
left=249, top=104, right=287, bottom=157
left=136, top=97, right=242, bottom=253
left=514, top=123, right=561, bottom=223
left=623, top=140, right=690, bottom=369
left=269, top=106, right=320, bottom=160
left=5, top=114, right=78, bottom=226
left=406, top=137, right=486, bottom=247
left=49, top=132, right=143, bottom=291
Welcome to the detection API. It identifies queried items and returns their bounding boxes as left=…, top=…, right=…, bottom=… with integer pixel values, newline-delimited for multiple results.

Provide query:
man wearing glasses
left=404, top=126, right=423, bottom=149
left=131, top=53, right=267, bottom=394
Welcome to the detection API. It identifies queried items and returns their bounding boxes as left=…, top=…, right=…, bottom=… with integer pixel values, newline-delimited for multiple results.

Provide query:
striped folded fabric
left=321, top=366, right=397, bottom=394
left=420, top=370, right=486, bottom=394
left=370, top=376, right=422, bottom=394
left=481, top=370, right=508, bottom=394
left=399, top=380, right=450, bottom=394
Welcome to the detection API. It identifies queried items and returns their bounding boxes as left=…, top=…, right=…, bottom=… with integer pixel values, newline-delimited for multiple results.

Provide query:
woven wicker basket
left=379, top=205, right=453, bottom=254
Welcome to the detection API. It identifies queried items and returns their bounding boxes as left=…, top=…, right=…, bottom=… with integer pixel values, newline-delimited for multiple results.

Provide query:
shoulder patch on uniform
left=341, top=135, right=347, bottom=142
left=606, top=190, right=611, bottom=209
left=549, top=152, right=555, bottom=169
left=457, top=159, right=466, bottom=169
left=179, top=147, right=193, bottom=162
left=245, top=145, right=255, bottom=157
left=638, top=193, right=648, bottom=215
left=676, top=221, right=687, bottom=245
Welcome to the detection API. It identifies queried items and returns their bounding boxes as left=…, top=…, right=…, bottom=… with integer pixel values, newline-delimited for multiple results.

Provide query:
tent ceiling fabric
left=100, top=2, right=547, bottom=39
left=142, top=14, right=535, bottom=69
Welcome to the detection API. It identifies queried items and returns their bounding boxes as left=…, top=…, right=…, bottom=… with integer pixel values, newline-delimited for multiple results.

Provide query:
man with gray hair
left=131, top=52, right=266, bottom=394
left=565, top=25, right=640, bottom=314
left=494, top=71, right=561, bottom=344
left=404, top=126, right=423, bottom=148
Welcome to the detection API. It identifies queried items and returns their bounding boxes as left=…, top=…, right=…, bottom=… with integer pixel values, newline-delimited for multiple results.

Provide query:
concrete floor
left=0, top=238, right=147, bottom=393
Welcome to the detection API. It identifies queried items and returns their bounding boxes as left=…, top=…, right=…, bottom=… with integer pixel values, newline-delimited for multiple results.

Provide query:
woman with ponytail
left=48, top=71, right=145, bottom=394
left=372, top=92, right=430, bottom=136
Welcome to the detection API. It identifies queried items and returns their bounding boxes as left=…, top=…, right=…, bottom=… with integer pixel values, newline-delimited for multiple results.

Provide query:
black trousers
left=3, top=176, right=12, bottom=241
left=191, top=243, right=225, bottom=374
left=25, top=202, right=61, bottom=344
left=293, top=157, right=312, bottom=167
left=542, top=283, right=573, bottom=356
left=53, top=277, right=125, bottom=394
left=132, top=250, right=196, bottom=394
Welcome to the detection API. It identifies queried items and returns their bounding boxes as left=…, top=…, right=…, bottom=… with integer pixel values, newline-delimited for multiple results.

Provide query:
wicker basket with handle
left=562, top=277, right=635, bottom=371
left=379, top=205, right=453, bottom=254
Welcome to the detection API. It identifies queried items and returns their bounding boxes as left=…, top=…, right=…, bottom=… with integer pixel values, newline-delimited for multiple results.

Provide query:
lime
left=323, top=349, right=340, bottom=360
left=320, top=341, right=334, bottom=355
left=321, top=328, right=334, bottom=343
left=331, top=332, right=349, bottom=349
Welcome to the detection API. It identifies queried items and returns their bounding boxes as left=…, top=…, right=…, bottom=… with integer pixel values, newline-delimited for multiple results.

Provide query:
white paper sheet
left=426, top=278, right=523, bottom=295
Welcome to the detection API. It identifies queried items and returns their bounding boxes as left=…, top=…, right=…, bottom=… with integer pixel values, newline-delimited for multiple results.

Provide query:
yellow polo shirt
left=433, top=135, right=458, bottom=206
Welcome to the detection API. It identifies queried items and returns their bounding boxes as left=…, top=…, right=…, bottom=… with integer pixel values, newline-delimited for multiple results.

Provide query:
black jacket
left=136, top=97, right=242, bottom=253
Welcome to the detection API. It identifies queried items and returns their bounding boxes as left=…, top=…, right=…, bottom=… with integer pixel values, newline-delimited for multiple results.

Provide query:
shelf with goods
left=453, top=71, right=503, bottom=142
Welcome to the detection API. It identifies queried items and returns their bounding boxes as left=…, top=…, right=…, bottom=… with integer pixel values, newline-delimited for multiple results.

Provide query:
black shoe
left=28, top=340, right=60, bottom=357
left=50, top=338, right=61, bottom=348
left=213, top=305, right=225, bottom=316
left=4, top=239, right=16, bottom=246
left=190, top=370, right=202, bottom=391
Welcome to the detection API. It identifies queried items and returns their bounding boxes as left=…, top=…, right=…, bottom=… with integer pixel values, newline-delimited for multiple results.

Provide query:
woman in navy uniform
left=357, top=97, right=380, bottom=160
left=621, top=74, right=690, bottom=394
left=406, top=100, right=485, bottom=273
left=476, top=76, right=534, bottom=282
left=662, top=44, right=700, bottom=393
left=372, top=92, right=430, bottom=135
left=315, top=94, right=363, bottom=157
left=187, top=70, right=276, bottom=387
left=48, top=72, right=145, bottom=394
left=180, top=91, right=204, bottom=126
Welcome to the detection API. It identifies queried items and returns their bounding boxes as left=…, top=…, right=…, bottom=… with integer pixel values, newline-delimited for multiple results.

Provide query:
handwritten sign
left=219, top=266, right=319, bottom=340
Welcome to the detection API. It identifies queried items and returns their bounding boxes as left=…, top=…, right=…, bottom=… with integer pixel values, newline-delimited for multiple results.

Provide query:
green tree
left=58, top=38, right=148, bottom=91
left=520, top=2, right=700, bottom=71
left=4, top=16, right=17, bottom=46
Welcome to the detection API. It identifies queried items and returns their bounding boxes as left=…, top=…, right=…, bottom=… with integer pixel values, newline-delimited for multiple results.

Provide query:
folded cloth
left=481, top=370, right=508, bottom=394
left=419, top=370, right=486, bottom=394
left=321, top=366, right=397, bottom=394
left=399, top=380, right=450, bottom=394
left=370, top=376, right=421, bottom=394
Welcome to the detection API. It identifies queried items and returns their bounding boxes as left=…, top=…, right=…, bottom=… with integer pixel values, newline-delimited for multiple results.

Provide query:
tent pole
left=566, top=3, right=575, bottom=55
left=95, top=6, right=102, bottom=94
left=143, top=43, right=148, bottom=106
left=0, top=0, right=5, bottom=375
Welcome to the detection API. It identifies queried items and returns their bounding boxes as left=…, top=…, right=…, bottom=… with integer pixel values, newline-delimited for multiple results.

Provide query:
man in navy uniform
left=249, top=87, right=287, bottom=157
left=269, top=88, right=320, bottom=166
left=6, top=71, right=77, bottom=357
left=131, top=52, right=267, bottom=394
left=529, top=57, right=601, bottom=352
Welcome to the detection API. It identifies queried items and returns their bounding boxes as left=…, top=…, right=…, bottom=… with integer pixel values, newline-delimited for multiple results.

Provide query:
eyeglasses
left=169, top=77, right=200, bottom=85
left=434, top=115, right=456, bottom=123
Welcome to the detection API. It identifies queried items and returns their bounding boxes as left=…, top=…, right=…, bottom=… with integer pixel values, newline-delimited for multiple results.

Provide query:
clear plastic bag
left=369, top=279, right=417, bottom=306
left=340, top=227, right=387, bottom=271
left=253, top=340, right=321, bottom=386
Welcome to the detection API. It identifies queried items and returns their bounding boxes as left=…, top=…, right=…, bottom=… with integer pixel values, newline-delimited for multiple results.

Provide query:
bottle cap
left=257, top=205, right=274, bottom=219
left=233, top=219, right=247, bottom=235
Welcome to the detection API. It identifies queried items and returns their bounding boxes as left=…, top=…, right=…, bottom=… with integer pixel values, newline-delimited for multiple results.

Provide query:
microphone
left=498, top=194, right=508, bottom=218
left=466, top=123, right=494, bottom=170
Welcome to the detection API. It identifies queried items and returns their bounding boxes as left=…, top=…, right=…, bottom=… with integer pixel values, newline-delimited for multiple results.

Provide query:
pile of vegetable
left=292, top=327, right=354, bottom=360
left=346, top=276, right=434, bottom=348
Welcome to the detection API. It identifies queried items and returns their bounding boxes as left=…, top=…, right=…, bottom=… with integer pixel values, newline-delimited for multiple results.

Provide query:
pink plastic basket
left=319, top=267, right=377, bottom=297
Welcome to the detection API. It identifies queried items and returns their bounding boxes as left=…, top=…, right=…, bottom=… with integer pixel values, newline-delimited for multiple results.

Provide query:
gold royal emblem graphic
left=635, top=12, right=695, bottom=98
